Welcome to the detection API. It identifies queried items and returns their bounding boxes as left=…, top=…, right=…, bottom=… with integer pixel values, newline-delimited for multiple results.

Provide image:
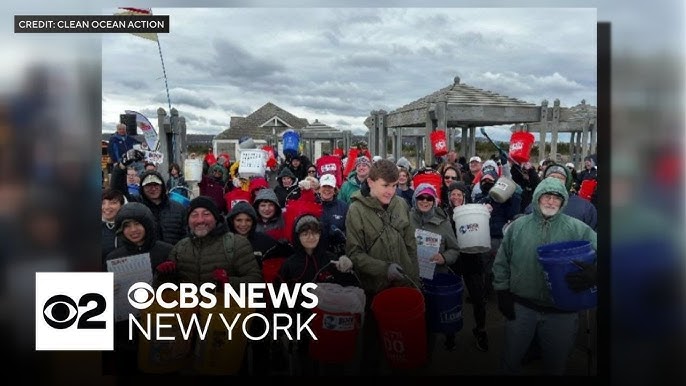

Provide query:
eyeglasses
left=299, top=231, right=321, bottom=238
left=416, top=195, right=435, bottom=202
left=444, top=176, right=458, bottom=180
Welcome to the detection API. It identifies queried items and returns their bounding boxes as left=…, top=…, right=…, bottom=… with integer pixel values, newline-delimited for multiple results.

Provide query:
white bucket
left=184, top=159, right=203, bottom=182
left=489, top=176, right=517, bottom=203
left=452, top=204, right=491, bottom=254
left=238, top=149, right=267, bottom=177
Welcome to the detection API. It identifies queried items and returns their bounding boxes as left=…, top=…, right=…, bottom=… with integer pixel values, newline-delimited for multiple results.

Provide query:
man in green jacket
left=492, top=177, right=597, bottom=375
left=169, top=196, right=262, bottom=287
left=345, top=159, right=420, bottom=374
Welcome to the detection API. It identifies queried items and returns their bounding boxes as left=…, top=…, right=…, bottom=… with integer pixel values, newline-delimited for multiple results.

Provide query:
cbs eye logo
left=127, top=282, right=155, bottom=309
left=42, top=293, right=107, bottom=330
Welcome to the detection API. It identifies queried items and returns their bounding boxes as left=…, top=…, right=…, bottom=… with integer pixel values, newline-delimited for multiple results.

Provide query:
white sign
left=415, top=229, right=441, bottom=280
left=144, top=150, right=164, bottom=164
left=106, top=253, right=153, bottom=322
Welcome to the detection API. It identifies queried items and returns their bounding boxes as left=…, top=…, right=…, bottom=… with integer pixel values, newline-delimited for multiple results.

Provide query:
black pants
left=453, top=253, right=486, bottom=329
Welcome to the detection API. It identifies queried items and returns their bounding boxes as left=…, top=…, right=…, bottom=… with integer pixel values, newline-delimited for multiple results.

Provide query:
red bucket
left=430, top=130, right=448, bottom=157
left=509, top=131, right=535, bottom=164
left=371, top=287, right=427, bottom=369
left=309, top=308, right=362, bottom=364
left=578, top=179, right=597, bottom=201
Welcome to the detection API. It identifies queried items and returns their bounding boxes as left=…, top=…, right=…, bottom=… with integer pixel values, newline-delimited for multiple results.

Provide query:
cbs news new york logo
left=36, top=272, right=114, bottom=350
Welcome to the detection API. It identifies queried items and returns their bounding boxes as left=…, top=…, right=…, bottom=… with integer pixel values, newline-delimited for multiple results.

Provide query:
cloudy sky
left=102, top=7, right=597, bottom=142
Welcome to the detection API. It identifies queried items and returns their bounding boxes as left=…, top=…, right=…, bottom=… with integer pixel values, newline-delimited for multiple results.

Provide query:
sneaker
left=473, top=328, right=489, bottom=352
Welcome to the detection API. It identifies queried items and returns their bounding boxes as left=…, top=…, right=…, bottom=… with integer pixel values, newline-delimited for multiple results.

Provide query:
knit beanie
left=412, top=183, right=438, bottom=208
left=187, top=196, right=222, bottom=223
left=295, top=215, right=320, bottom=234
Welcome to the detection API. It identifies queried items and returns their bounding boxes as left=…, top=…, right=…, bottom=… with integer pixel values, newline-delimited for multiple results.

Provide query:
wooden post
left=569, top=131, right=576, bottom=165
left=590, top=118, right=597, bottom=155
left=379, top=110, right=388, bottom=158
left=395, top=127, right=403, bottom=161
left=551, top=99, right=560, bottom=161
left=539, top=100, right=549, bottom=161
left=461, top=126, right=468, bottom=157
left=469, top=126, right=476, bottom=158
left=424, top=103, right=435, bottom=167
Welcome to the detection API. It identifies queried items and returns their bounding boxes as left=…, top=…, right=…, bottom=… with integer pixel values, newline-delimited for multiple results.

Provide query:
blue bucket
left=537, top=240, right=597, bottom=311
left=421, top=273, right=463, bottom=333
left=169, top=189, right=191, bottom=208
left=283, top=130, right=300, bottom=157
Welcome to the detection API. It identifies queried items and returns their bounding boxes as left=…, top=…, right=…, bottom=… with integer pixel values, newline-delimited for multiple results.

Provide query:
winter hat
left=187, top=196, right=223, bottom=223
left=447, top=181, right=469, bottom=196
left=544, top=163, right=573, bottom=191
left=396, top=156, right=412, bottom=170
left=412, top=183, right=438, bottom=207
left=355, top=156, right=372, bottom=169
left=480, top=160, right=499, bottom=182
left=372, top=155, right=383, bottom=163
left=295, top=215, right=320, bottom=234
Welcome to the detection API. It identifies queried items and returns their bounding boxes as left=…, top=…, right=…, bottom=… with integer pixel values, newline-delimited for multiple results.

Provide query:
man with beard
left=492, top=177, right=597, bottom=375
left=168, top=196, right=261, bottom=286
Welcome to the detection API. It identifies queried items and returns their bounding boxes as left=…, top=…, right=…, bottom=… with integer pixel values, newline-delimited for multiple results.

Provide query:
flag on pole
left=125, top=110, right=159, bottom=151
left=115, top=7, right=158, bottom=42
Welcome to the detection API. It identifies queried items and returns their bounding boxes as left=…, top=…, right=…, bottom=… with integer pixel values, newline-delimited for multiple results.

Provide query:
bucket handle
left=396, top=267, right=422, bottom=291
left=313, top=261, right=363, bottom=287
left=169, top=186, right=193, bottom=197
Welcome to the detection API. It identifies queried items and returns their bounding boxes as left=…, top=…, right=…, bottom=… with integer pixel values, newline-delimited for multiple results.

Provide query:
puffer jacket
left=345, top=184, right=419, bottom=294
left=409, top=206, right=460, bottom=275
left=492, top=177, right=597, bottom=308
left=111, top=167, right=186, bottom=245
left=169, top=219, right=262, bottom=286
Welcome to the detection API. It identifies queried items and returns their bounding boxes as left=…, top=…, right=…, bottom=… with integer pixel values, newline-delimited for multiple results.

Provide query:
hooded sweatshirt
left=106, top=202, right=173, bottom=272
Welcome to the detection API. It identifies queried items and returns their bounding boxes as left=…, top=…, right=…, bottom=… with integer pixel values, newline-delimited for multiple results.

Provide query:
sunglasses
left=444, top=176, right=458, bottom=180
left=308, top=170, right=317, bottom=174
left=416, top=195, right=435, bottom=202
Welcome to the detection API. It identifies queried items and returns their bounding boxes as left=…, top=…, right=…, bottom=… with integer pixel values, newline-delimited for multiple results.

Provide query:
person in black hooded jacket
left=111, top=156, right=188, bottom=246
left=104, top=202, right=174, bottom=376
left=226, top=201, right=293, bottom=269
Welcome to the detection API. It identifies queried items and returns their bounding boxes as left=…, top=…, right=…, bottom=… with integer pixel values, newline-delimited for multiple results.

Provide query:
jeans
left=501, top=302, right=578, bottom=375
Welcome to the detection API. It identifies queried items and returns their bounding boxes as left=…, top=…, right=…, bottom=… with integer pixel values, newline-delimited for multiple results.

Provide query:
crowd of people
left=101, top=129, right=599, bottom=376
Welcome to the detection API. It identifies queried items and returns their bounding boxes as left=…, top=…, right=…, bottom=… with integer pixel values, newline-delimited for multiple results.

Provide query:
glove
left=121, top=149, right=145, bottom=166
left=156, top=261, right=177, bottom=273
left=565, top=260, right=597, bottom=292
left=332, top=255, right=353, bottom=273
left=298, top=179, right=311, bottom=190
left=497, top=290, right=516, bottom=320
left=498, top=150, right=509, bottom=166
left=387, top=263, right=404, bottom=281
left=212, top=268, right=229, bottom=285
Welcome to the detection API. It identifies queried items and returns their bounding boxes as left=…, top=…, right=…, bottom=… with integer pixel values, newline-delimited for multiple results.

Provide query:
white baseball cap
left=319, top=173, right=337, bottom=188
left=565, top=162, right=575, bottom=169
left=469, top=156, right=482, bottom=163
